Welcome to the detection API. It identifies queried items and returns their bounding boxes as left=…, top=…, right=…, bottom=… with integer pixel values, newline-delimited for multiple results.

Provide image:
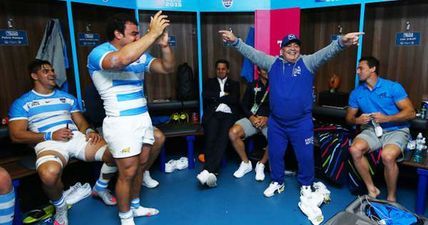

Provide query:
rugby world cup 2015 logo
left=222, top=0, right=233, bottom=8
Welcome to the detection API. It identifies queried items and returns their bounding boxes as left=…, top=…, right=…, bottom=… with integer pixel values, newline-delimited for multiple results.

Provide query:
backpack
left=176, top=63, right=195, bottom=101
left=325, top=196, right=427, bottom=225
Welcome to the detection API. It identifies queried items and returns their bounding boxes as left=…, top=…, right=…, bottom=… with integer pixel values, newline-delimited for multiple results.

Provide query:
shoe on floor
left=165, top=159, right=177, bottom=173
left=120, top=217, right=135, bottom=225
left=132, top=206, right=159, bottom=217
left=92, top=187, right=117, bottom=206
left=175, top=157, right=188, bottom=170
left=63, top=182, right=82, bottom=198
left=197, top=170, right=209, bottom=185
left=65, top=183, right=91, bottom=205
left=206, top=173, right=217, bottom=188
left=233, top=161, right=252, bottom=178
left=142, top=171, right=159, bottom=188
left=255, top=162, right=265, bottom=181
left=197, top=170, right=217, bottom=187
left=300, top=185, right=312, bottom=197
left=263, top=182, right=285, bottom=197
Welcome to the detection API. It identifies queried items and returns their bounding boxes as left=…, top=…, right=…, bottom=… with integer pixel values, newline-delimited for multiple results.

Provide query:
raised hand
left=341, top=32, right=365, bottom=47
left=157, top=30, right=169, bottom=48
left=218, top=29, right=237, bottom=43
left=148, top=11, right=170, bottom=38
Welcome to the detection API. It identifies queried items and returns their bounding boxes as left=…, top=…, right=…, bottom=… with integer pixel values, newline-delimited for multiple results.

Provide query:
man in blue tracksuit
left=220, top=30, right=363, bottom=197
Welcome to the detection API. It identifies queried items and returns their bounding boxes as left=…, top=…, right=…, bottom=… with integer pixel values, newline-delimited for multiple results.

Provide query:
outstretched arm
left=219, top=30, right=276, bottom=71
left=304, top=32, right=364, bottom=74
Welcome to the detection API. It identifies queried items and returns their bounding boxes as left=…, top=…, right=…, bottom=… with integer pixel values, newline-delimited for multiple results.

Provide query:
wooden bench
left=156, top=123, right=203, bottom=173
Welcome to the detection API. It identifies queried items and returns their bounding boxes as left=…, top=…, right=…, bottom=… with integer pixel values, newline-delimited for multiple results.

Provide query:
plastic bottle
left=413, top=133, right=424, bottom=163
left=371, top=119, right=383, bottom=137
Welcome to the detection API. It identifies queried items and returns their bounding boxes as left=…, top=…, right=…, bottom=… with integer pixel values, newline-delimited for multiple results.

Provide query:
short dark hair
left=359, top=56, right=379, bottom=75
left=215, top=59, right=229, bottom=69
left=27, top=59, right=51, bottom=76
left=106, top=13, right=138, bottom=41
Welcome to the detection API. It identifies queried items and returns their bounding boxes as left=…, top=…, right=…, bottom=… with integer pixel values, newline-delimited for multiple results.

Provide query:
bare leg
left=115, top=156, right=139, bottom=212
left=142, top=128, right=164, bottom=171
left=229, top=124, right=248, bottom=162
left=131, top=144, right=151, bottom=199
left=36, top=151, right=67, bottom=201
left=349, top=139, right=380, bottom=198
left=259, top=146, right=269, bottom=164
left=381, top=144, right=401, bottom=202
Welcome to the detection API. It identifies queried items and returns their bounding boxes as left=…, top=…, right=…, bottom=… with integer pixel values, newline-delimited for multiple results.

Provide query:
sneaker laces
left=65, top=183, right=91, bottom=205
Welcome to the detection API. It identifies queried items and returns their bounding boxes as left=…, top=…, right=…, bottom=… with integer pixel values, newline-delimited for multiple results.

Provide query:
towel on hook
left=36, top=18, right=69, bottom=88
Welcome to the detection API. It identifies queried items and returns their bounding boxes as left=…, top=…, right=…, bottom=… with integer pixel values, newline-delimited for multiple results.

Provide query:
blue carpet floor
left=68, top=161, right=424, bottom=225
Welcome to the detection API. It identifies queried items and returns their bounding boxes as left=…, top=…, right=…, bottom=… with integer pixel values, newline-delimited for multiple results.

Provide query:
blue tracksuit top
left=233, top=38, right=346, bottom=122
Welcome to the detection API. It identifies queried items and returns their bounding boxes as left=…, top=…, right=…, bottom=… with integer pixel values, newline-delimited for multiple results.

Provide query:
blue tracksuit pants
left=268, top=115, right=314, bottom=186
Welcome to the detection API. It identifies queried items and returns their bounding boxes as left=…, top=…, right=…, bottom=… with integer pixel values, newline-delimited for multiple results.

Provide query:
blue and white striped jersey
left=87, top=42, right=155, bottom=117
left=8, top=90, right=80, bottom=133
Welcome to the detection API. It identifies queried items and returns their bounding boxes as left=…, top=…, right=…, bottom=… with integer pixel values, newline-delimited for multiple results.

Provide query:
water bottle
left=420, top=105, right=426, bottom=119
left=413, top=133, right=424, bottom=163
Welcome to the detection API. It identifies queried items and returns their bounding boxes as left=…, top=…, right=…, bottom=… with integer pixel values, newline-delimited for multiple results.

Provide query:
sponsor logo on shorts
left=121, top=147, right=131, bottom=154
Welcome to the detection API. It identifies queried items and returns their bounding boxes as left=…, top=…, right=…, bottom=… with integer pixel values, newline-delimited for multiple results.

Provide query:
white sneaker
left=175, top=157, right=188, bottom=170
left=298, top=199, right=324, bottom=225
left=142, top=171, right=159, bottom=188
left=206, top=173, right=217, bottom=188
left=196, top=170, right=217, bottom=187
left=255, top=162, right=265, bottom=181
left=92, top=187, right=117, bottom=206
left=300, top=185, right=312, bottom=197
left=132, top=206, right=159, bottom=217
left=197, top=170, right=209, bottom=185
left=65, top=183, right=91, bottom=205
left=63, top=182, right=81, bottom=199
left=263, top=182, right=285, bottom=197
left=233, top=161, right=252, bottom=178
left=53, top=204, right=68, bottom=225
left=165, top=160, right=177, bottom=173
left=120, top=217, right=135, bottom=225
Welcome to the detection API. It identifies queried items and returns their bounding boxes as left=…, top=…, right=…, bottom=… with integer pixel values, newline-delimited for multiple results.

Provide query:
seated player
left=8, top=60, right=117, bottom=225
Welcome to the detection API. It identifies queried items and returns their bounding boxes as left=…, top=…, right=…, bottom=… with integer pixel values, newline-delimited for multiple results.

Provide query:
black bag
left=176, top=63, right=195, bottom=101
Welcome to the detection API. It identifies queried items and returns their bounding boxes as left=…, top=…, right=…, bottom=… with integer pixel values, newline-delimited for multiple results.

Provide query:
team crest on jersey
left=60, top=98, right=66, bottom=103
left=31, top=101, right=40, bottom=106
left=293, top=66, right=301, bottom=77
left=222, top=0, right=233, bottom=8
